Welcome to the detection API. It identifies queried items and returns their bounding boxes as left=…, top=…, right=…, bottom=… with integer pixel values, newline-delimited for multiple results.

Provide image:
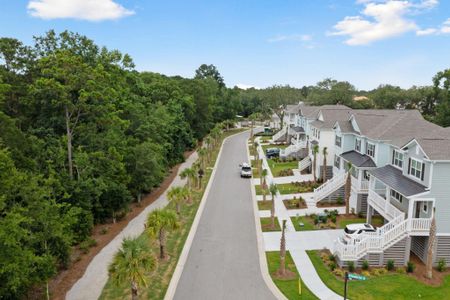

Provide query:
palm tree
left=167, top=187, right=183, bottom=214
left=180, top=167, right=195, bottom=190
left=312, top=145, right=319, bottom=182
left=197, top=148, right=207, bottom=170
left=146, top=209, right=179, bottom=260
left=426, top=208, right=436, bottom=279
left=109, top=237, right=156, bottom=300
left=261, top=168, right=268, bottom=188
left=278, top=220, right=287, bottom=276
left=269, top=183, right=278, bottom=229
left=344, top=162, right=352, bottom=216
left=180, top=185, right=192, bottom=204
left=322, top=147, right=328, bottom=182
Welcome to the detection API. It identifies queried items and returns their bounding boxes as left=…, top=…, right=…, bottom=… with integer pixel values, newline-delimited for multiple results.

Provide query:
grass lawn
left=307, top=250, right=450, bottom=300
left=257, top=200, right=273, bottom=210
left=100, top=129, right=244, bottom=300
left=260, top=217, right=281, bottom=231
left=260, top=135, right=273, bottom=142
left=277, top=182, right=321, bottom=195
left=266, top=251, right=318, bottom=300
left=267, top=159, right=298, bottom=177
left=290, top=216, right=316, bottom=231
left=338, top=216, right=384, bottom=228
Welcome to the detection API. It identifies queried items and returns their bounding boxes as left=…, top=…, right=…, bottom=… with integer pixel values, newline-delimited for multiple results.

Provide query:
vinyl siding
left=428, top=162, right=450, bottom=234
left=402, top=143, right=431, bottom=187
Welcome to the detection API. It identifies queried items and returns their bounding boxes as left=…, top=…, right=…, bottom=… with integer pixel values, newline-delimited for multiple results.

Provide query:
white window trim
left=392, top=149, right=404, bottom=170
left=355, top=138, right=361, bottom=153
left=366, top=142, right=375, bottom=158
left=409, top=157, right=423, bottom=180
left=390, top=189, right=403, bottom=204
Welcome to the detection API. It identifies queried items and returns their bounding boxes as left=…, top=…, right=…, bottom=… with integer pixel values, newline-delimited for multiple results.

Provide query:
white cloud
left=267, top=34, right=312, bottom=43
left=330, top=1, right=417, bottom=45
left=416, top=28, right=438, bottom=35
left=330, top=1, right=440, bottom=45
left=27, top=0, right=134, bottom=21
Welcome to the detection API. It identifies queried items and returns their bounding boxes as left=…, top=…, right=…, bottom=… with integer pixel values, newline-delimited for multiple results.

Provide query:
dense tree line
left=0, top=31, right=241, bottom=298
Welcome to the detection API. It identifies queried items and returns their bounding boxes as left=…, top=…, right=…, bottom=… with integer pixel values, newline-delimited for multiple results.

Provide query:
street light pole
left=344, top=272, right=348, bottom=300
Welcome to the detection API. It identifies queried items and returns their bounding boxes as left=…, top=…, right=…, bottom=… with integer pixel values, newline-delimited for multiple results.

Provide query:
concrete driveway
left=173, top=131, right=276, bottom=300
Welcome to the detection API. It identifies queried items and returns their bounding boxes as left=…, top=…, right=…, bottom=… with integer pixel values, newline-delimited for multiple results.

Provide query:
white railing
left=272, top=126, right=287, bottom=143
left=280, top=140, right=306, bottom=158
left=313, top=172, right=348, bottom=203
left=298, top=156, right=311, bottom=172
left=368, top=189, right=403, bottom=221
left=334, top=215, right=432, bottom=261
left=351, top=178, right=369, bottom=193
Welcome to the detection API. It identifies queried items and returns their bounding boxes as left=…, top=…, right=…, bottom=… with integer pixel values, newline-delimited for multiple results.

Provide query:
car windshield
left=344, top=228, right=356, bottom=234
left=242, top=167, right=251, bottom=171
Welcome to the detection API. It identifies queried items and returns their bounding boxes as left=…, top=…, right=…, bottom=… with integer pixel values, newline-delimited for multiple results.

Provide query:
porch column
left=407, top=198, right=414, bottom=219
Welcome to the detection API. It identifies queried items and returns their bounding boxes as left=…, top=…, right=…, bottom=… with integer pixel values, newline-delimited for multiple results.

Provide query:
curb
left=164, top=130, right=249, bottom=300
left=248, top=136, right=288, bottom=300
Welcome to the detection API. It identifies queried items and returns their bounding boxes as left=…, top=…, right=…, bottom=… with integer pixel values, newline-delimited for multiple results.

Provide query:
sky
left=0, top=0, right=449, bottom=90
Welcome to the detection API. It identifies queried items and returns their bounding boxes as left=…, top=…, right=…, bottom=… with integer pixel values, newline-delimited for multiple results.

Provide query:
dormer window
left=355, top=139, right=361, bottom=152
left=366, top=142, right=375, bottom=158
left=335, top=136, right=342, bottom=147
left=392, top=150, right=403, bottom=168
left=408, top=158, right=424, bottom=180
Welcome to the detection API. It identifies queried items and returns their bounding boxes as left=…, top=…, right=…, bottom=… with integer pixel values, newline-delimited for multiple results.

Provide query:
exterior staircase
left=334, top=212, right=432, bottom=261
left=271, top=126, right=287, bottom=143
left=313, top=172, right=347, bottom=203
left=280, top=140, right=306, bottom=158
left=298, top=156, right=311, bottom=172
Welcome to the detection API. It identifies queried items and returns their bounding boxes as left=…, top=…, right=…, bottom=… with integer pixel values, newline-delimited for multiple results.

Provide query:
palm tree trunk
left=426, top=214, right=436, bottom=279
left=159, top=229, right=166, bottom=259
left=131, top=281, right=138, bottom=300
left=279, top=220, right=286, bottom=275
left=322, top=158, right=327, bottom=181
left=345, top=173, right=351, bottom=215
left=271, top=195, right=275, bottom=228
left=176, top=203, right=180, bottom=215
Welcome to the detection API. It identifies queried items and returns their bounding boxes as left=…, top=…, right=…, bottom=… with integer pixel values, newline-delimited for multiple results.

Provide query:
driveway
left=173, top=131, right=276, bottom=300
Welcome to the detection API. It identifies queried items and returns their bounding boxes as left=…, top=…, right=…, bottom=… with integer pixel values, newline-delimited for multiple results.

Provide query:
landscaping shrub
left=337, top=197, right=344, bottom=205
left=396, top=267, right=406, bottom=274
left=100, top=227, right=109, bottom=235
left=407, top=261, right=415, bottom=273
left=314, top=216, right=320, bottom=225
left=79, top=237, right=97, bottom=254
left=321, top=252, right=330, bottom=263
left=278, top=169, right=294, bottom=177
left=329, top=222, right=337, bottom=229
left=438, top=259, right=447, bottom=272
left=328, top=262, right=337, bottom=271
left=362, top=260, right=369, bottom=271
left=370, top=268, right=387, bottom=276
left=333, top=268, right=345, bottom=277
left=362, top=271, right=371, bottom=278
left=386, top=259, right=395, bottom=271
left=328, top=254, right=336, bottom=262
left=330, top=215, right=337, bottom=223
left=357, top=211, right=364, bottom=218
left=347, top=261, right=355, bottom=272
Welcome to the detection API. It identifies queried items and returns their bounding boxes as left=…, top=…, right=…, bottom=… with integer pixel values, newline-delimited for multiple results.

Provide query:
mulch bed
left=283, top=198, right=307, bottom=209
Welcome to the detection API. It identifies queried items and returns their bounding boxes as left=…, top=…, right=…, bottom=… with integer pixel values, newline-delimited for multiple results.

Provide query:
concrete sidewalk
left=66, top=152, right=198, bottom=300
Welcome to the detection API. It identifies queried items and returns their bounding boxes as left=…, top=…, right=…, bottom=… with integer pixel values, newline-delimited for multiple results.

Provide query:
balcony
left=351, top=177, right=369, bottom=193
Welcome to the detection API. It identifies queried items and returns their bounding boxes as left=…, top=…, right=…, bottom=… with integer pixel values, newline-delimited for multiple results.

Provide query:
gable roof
left=310, top=106, right=352, bottom=129
left=370, top=165, right=428, bottom=197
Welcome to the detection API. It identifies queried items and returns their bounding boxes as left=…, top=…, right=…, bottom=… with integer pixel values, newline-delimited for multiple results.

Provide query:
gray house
left=332, top=110, right=450, bottom=267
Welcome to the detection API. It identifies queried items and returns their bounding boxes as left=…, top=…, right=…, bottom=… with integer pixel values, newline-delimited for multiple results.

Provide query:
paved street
left=173, top=131, right=276, bottom=300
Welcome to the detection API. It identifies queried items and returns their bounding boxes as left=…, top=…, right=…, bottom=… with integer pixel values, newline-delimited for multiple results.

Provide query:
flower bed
left=283, top=197, right=307, bottom=209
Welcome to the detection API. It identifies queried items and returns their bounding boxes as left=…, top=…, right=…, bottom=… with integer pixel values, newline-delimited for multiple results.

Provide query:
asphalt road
left=173, top=131, right=276, bottom=300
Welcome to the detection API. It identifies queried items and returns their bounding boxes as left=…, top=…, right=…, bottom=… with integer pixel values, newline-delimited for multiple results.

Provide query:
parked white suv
left=239, top=163, right=252, bottom=178
left=343, top=223, right=376, bottom=243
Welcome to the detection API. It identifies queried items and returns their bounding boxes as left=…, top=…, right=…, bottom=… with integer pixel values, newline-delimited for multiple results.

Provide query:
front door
left=415, top=202, right=421, bottom=218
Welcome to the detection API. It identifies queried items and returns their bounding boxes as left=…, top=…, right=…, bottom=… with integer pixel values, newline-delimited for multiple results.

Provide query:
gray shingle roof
left=407, top=137, right=450, bottom=160
left=369, top=165, right=427, bottom=197
left=341, top=151, right=376, bottom=168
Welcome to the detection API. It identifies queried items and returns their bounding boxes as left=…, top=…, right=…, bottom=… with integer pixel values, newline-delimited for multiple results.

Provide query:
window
left=355, top=139, right=361, bottom=152
left=334, top=155, right=340, bottom=168
left=363, top=170, right=370, bottom=181
left=366, top=142, right=375, bottom=158
left=335, top=136, right=342, bottom=147
left=351, top=167, right=359, bottom=179
left=409, top=158, right=423, bottom=180
left=392, top=150, right=403, bottom=168
left=390, top=189, right=403, bottom=203
left=423, top=203, right=428, bottom=213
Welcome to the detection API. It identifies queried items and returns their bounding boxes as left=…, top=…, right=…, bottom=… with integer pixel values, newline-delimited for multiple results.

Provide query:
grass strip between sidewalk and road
left=99, top=129, right=245, bottom=300
left=266, top=251, right=318, bottom=300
